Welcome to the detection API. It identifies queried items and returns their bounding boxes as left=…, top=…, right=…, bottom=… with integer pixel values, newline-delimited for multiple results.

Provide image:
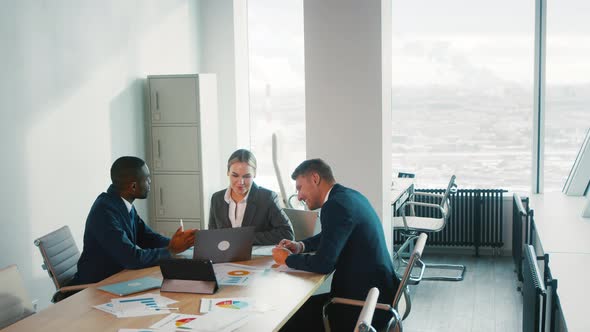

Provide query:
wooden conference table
left=4, top=256, right=328, bottom=332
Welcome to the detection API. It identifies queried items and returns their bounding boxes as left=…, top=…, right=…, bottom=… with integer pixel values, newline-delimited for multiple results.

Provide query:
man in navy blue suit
left=273, top=159, right=397, bottom=331
left=74, top=156, right=196, bottom=285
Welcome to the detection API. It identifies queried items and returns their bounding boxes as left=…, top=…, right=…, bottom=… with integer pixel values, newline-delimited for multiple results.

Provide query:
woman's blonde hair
left=227, top=149, right=257, bottom=173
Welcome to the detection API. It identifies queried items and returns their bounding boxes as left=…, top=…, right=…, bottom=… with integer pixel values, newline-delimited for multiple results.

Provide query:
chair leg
left=421, top=262, right=466, bottom=281
left=392, top=235, right=418, bottom=278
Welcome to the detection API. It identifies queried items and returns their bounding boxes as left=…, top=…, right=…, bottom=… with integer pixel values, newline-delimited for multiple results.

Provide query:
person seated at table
left=209, top=149, right=294, bottom=245
left=74, top=156, right=196, bottom=285
left=272, top=158, right=398, bottom=331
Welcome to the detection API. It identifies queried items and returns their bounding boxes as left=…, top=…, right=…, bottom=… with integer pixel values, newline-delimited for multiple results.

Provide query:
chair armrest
left=413, top=192, right=444, bottom=199
left=59, top=283, right=96, bottom=292
left=402, top=201, right=440, bottom=209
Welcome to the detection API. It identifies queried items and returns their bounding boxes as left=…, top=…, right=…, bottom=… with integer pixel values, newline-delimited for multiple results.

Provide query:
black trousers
left=280, top=293, right=393, bottom=332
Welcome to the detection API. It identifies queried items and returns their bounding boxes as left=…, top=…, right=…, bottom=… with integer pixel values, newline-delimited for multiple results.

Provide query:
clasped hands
left=272, top=239, right=304, bottom=265
left=168, top=227, right=197, bottom=254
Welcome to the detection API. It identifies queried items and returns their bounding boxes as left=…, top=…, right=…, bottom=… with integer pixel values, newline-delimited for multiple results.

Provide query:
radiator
left=513, top=193, right=529, bottom=281
left=522, top=245, right=546, bottom=332
left=394, top=188, right=506, bottom=255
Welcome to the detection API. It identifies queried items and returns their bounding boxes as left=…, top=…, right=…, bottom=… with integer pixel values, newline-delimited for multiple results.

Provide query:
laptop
left=97, top=276, right=162, bottom=296
left=160, top=258, right=218, bottom=294
left=193, top=227, right=255, bottom=263
left=283, top=208, right=321, bottom=241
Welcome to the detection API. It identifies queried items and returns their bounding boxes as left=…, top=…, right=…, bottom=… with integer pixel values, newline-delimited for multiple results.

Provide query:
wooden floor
left=402, top=254, right=522, bottom=332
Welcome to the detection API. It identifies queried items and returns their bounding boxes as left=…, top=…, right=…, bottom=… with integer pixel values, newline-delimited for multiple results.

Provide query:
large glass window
left=545, top=1, right=590, bottom=192
left=247, top=0, right=305, bottom=198
left=391, top=1, right=535, bottom=191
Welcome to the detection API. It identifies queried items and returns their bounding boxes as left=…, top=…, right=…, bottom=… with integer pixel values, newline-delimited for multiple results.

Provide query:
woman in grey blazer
left=208, top=149, right=294, bottom=245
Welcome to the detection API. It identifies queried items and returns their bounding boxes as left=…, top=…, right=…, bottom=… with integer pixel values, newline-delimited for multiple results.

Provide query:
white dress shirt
left=224, top=187, right=250, bottom=228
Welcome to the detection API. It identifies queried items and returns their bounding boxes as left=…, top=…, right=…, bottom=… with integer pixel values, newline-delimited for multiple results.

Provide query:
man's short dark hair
left=291, top=159, right=335, bottom=183
left=111, top=156, right=146, bottom=189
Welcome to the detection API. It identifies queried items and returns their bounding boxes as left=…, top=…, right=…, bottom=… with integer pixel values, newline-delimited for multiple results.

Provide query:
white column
left=198, top=0, right=250, bottom=165
left=304, top=0, right=393, bottom=253
left=532, top=0, right=546, bottom=194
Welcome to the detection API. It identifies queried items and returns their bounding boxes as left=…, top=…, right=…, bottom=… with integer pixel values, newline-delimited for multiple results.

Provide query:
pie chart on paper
left=216, top=300, right=249, bottom=310
left=176, top=317, right=196, bottom=327
left=227, top=270, right=250, bottom=276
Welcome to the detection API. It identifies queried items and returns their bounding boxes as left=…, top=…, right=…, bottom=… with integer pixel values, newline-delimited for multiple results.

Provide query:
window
left=545, top=1, right=590, bottom=192
left=247, top=0, right=305, bottom=197
left=391, top=1, right=535, bottom=191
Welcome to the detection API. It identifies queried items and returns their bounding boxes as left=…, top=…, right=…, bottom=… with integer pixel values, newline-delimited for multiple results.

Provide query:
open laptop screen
left=193, top=227, right=255, bottom=263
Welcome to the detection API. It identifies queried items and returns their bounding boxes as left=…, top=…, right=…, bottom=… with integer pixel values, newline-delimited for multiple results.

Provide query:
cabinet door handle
left=157, top=139, right=161, bottom=158
left=159, top=187, right=164, bottom=205
left=155, top=92, right=160, bottom=110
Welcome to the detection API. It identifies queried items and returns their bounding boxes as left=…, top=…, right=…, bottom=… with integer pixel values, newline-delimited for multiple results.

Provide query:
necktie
left=129, top=207, right=136, bottom=222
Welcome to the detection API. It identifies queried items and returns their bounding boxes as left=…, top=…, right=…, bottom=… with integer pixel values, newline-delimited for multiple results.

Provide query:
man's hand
left=272, top=247, right=291, bottom=265
left=168, top=227, right=197, bottom=254
left=277, top=239, right=304, bottom=254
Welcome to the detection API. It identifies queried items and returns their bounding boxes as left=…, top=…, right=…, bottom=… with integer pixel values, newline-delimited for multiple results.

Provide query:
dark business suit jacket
left=285, top=184, right=397, bottom=304
left=75, top=185, right=171, bottom=284
left=208, top=183, right=294, bottom=245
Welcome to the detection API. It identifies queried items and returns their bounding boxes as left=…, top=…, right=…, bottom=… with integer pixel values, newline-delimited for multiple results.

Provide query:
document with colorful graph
left=212, top=263, right=267, bottom=286
left=150, top=311, right=250, bottom=332
left=149, top=313, right=201, bottom=330
left=199, top=297, right=276, bottom=314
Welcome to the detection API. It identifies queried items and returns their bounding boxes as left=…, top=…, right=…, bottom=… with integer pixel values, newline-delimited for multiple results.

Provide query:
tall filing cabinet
left=146, top=74, right=221, bottom=236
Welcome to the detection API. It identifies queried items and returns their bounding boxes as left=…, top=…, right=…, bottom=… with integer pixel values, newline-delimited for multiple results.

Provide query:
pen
left=147, top=307, right=179, bottom=310
left=180, top=219, right=184, bottom=231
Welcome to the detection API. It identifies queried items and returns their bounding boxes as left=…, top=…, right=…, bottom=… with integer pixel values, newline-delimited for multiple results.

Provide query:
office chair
left=0, top=265, right=35, bottom=329
left=33, top=226, right=95, bottom=302
left=393, top=175, right=465, bottom=281
left=323, top=233, right=428, bottom=332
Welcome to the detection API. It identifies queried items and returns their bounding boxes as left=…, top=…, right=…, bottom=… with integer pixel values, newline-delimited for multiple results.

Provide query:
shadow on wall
left=109, top=78, right=150, bottom=220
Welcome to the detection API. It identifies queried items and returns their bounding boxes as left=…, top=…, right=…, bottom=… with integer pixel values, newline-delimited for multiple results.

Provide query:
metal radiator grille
left=394, top=189, right=506, bottom=255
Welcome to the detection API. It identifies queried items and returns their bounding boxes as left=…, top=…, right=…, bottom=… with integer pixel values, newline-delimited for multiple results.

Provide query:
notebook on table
left=193, top=227, right=255, bottom=263
left=97, top=276, right=162, bottom=296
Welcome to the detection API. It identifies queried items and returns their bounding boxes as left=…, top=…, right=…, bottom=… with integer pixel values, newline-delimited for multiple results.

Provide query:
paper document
left=151, top=311, right=250, bottom=332
left=200, top=297, right=275, bottom=313
left=94, top=293, right=177, bottom=318
left=252, top=245, right=274, bottom=256
left=212, top=263, right=268, bottom=286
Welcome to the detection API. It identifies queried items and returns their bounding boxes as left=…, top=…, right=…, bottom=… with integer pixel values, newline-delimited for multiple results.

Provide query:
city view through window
left=248, top=1, right=588, bottom=196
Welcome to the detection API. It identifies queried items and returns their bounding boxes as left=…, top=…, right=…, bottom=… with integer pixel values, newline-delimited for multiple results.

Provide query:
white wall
left=304, top=0, right=394, bottom=252
left=0, top=0, right=200, bottom=310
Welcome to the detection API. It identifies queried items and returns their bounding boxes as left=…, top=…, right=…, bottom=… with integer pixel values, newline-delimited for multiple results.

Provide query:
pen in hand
left=180, top=219, right=184, bottom=231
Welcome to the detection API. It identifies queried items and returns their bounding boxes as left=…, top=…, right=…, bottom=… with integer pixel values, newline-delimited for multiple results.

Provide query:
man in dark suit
left=273, top=159, right=397, bottom=331
left=75, top=156, right=195, bottom=284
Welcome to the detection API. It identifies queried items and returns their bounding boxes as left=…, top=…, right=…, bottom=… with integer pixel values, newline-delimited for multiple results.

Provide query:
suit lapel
left=241, top=183, right=258, bottom=227
left=220, top=197, right=233, bottom=228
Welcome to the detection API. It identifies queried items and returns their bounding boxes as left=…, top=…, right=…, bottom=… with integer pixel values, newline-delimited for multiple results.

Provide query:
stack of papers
left=94, top=293, right=177, bottom=318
